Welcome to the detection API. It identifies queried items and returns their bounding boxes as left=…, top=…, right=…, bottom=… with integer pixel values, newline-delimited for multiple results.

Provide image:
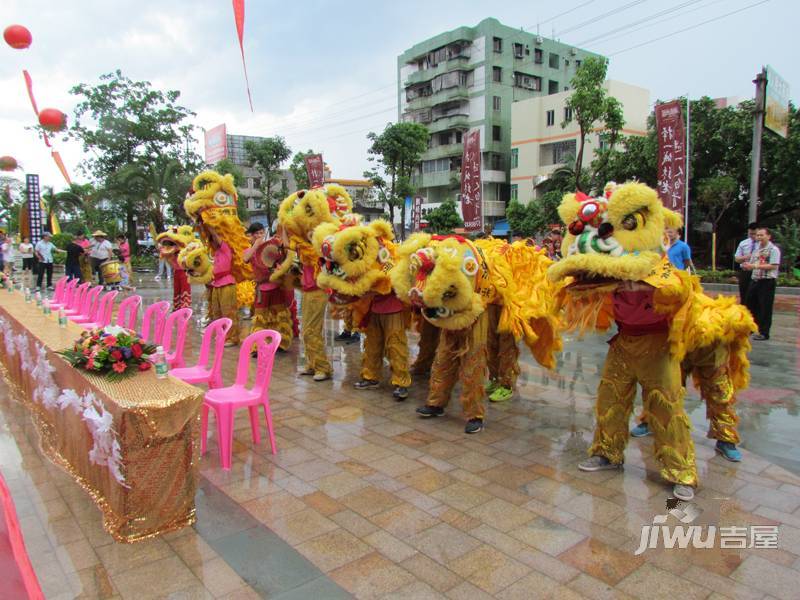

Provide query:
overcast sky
left=1, top=0, right=796, bottom=192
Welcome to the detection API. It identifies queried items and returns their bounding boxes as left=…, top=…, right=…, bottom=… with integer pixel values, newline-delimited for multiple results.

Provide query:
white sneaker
left=672, top=484, right=695, bottom=501
left=154, top=275, right=161, bottom=281
left=578, top=456, right=622, bottom=472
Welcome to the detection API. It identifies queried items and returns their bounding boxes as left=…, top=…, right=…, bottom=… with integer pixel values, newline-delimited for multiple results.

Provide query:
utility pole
left=749, top=68, right=767, bottom=223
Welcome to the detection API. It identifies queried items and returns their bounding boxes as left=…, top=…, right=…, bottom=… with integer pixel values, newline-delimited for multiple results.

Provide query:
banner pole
left=684, top=94, right=690, bottom=246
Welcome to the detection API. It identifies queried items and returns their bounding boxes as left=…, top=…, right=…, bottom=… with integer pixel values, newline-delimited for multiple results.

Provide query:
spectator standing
left=35, top=232, right=64, bottom=290
left=1, top=234, right=15, bottom=275
left=743, top=228, right=780, bottom=340
left=116, top=233, right=132, bottom=276
left=64, top=235, right=85, bottom=280
left=89, top=231, right=114, bottom=285
left=0, top=231, right=5, bottom=273
left=734, top=222, right=759, bottom=304
left=18, top=237, right=34, bottom=285
left=666, top=228, right=694, bottom=271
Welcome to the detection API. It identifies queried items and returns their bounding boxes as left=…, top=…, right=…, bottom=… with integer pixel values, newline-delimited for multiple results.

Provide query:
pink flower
left=103, top=336, right=117, bottom=347
left=131, top=343, right=143, bottom=358
left=110, top=350, right=123, bottom=361
left=112, top=362, right=126, bottom=374
left=138, top=361, right=151, bottom=371
left=86, top=358, right=95, bottom=369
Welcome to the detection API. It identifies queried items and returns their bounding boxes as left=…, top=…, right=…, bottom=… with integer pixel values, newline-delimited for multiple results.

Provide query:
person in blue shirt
left=666, top=228, right=694, bottom=271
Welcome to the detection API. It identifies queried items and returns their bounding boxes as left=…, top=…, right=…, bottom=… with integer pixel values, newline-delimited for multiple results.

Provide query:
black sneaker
left=416, top=405, right=444, bottom=418
left=335, top=331, right=352, bottom=342
left=346, top=332, right=361, bottom=345
left=465, top=418, right=484, bottom=434
left=354, top=379, right=380, bottom=390
left=392, top=386, right=409, bottom=401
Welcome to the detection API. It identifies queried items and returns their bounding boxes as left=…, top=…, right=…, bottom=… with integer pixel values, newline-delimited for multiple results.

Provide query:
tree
left=245, top=137, right=291, bottom=228
left=67, top=70, right=200, bottom=253
left=118, top=158, right=187, bottom=233
left=366, top=122, right=429, bottom=238
left=425, top=199, right=463, bottom=234
left=696, top=175, right=739, bottom=270
left=773, top=217, right=800, bottom=276
left=564, top=57, right=625, bottom=190
left=288, top=149, right=319, bottom=190
left=506, top=192, right=563, bottom=237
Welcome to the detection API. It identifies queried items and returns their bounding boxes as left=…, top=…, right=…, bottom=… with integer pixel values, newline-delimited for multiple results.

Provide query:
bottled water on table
left=58, top=308, right=67, bottom=328
left=153, top=346, right=169, bottom=379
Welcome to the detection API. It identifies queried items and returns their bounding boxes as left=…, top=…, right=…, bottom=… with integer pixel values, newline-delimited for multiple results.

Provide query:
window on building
left=493, top=37, right=503, bottom=53
left=564, top=106, right=573, bottom=122
left=511, top=148, right=519, bottom=169
left=493, top=96, right=501, bottom=111
left=510, top=184, right=518, bottom=201
left=548, top=80, right=559, bottom=95
left=534, top=48, right=543, bottom=64
left=455, top=131, right=463, bottom=143
left=490, top=153, right=503, bottom=169
left=422, top=158, right=452, bottom=173
left=492, top=125, right=501, bottom=141
left=549, top=53, right=560, bottom=69
left=514, top=72, right=541, bottom=91
left=598, top=135, right=608, bottom=151
left=546, top=110, right=555, bottom=127
left=575, top=59, right=582, bottom=69
left=252, top=177, right=261, bottom=189
left=539, top=139, right=577, bottom=166
left=492, top=66, right=502, bottom=82
left=438, top=132, right=451, bottom=146
left=513, top=43, right=524, bottom=58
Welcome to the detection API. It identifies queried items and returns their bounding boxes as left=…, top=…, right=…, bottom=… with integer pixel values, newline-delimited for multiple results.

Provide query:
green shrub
left=695, top=269, right=737, bottom=284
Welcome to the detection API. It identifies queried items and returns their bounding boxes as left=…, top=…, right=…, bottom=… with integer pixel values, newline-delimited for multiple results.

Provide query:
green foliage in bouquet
left=58, top=325, right=156, bottom=381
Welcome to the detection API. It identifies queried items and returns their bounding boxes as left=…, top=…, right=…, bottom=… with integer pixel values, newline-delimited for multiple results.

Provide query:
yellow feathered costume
left=547, top=181, right=756, bottom=487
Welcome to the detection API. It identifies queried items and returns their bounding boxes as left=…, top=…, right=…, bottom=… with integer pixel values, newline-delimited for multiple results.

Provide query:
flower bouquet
left=58, top=325, right=156, bottom=381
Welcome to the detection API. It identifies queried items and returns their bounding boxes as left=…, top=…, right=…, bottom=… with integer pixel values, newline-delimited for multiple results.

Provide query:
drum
left=100, top=259, right=122, bottom=284
left=251, top=237, right=286, bottom=283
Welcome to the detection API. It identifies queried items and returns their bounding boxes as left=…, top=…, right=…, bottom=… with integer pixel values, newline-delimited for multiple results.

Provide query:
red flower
left=86, top=358, right=95, bottom=369
left=110, top=350, right=123, bottom=361
left=82, top=349, right=91, bottom=356
left=131, top=343, right=143, bottom=358
left=138, top=361, right=151, bottom=371
left=112, top=361, right=127, bottom=374
left=103, top=336, right=117, bottom=347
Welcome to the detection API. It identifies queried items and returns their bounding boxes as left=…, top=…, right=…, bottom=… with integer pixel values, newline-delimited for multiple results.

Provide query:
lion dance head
left=277, top=183, right=355, bottom=243
left=156, top=225, right=196, bottom=270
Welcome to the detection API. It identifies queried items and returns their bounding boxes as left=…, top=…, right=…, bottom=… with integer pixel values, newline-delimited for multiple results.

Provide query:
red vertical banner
left=204, top=124, right=228, bottom=164
left=655, top=100, right=686, bottom=215
left=304, top=154, right=324, bottom=188
left=231, top=0, right=254, bottom=111
left=411, top=195, right=423, bottom=231
left=460, top=129, right=482, bottom=232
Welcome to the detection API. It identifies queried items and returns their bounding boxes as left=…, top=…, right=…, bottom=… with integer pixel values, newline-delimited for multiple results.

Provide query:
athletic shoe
left=485, top=380, right=498, bottom=394
left=392, top=386, right=409, bottom=400
left=346, top=332, right=361, bottom=345
left=313, top=371, right=331, bottom=382
left=334, top=331, right=352, bottom=342
left=416, top=405, right=444, bottom=418
left=752, top=334, right=768, bottom=341
left=223, top=341, right=238, bottom=347
left=715, top=441, right=742, bottom=462
left=578, top=456, right=622, bottom=472
left=298, top=367, right=315, bottom=376
left=465, top=418, right=484, bottom=434
left=354, top=379, right=380, bottom=390
left=631, top=422, right=652, bottom=437
left=672, top=484, right=695, bottom=501
left=489, top=386, right=513, bottom=402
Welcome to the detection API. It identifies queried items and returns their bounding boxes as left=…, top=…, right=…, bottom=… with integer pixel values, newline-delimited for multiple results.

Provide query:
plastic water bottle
left=58, top=308, right=67, bottom=328
left=35, top=291, right=42, bottom=307
left=153, top=346, right=168, bottom=379
left=43, top=298, right=51, bottom=315
left=25, top=287, right=31, bottom=303
left=6, top=280, right=12, bottom=293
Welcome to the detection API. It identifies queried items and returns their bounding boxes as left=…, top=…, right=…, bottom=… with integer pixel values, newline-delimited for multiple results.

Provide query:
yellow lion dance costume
left=180, top=170, right=255, bottom=345
left=392, top=233, right=562, bottom=433
left=547, top=182, right=756, bottom=499
left=156, top=225, right=195, bottom=310
left=276, top=184, right=354, bottom=380
left=313, top=219, right=411, bottom=399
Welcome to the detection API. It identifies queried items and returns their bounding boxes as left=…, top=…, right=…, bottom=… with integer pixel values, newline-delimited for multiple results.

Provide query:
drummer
left=89, top=230, right=114, bottom=286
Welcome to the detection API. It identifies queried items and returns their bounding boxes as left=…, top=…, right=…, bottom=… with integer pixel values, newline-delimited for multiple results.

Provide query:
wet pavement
left=1, top=275, right=799, bottom=599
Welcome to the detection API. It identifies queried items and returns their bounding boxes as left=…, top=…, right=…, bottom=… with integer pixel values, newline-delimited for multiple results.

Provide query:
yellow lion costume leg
left=426, top=311, right=488, bottom=420
left=411, top=316, right=440, bottom=375
left=686, top=344, right=740, bottom=444
left=485, top=303, right=520, bottom=396
left=208, top=284, right=240, bottom=344
left=251, top=290, right=293, bottom=352
left=302, top=289, right=332, bottom=376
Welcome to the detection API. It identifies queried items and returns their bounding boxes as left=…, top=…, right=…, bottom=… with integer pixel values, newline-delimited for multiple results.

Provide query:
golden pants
left=486, top=303, right=520, bottom=389
left=208, top=284, right=240, bottom=344
left=343, top=309, right=354, bottom=332
left=591, top=333, right=697, bottom=486
left=361, top=311, right=411, bottom=387
left=79, top=256, right=93, bottom=283
left=252, top=306, right=293, bottom=350
left=637, top=343, right=740, bottom=444
left=411, top=317, right=440, bottom=374
left=302, top=289, right=332, bottom=375
left=427, top=311, right=488, bottom=421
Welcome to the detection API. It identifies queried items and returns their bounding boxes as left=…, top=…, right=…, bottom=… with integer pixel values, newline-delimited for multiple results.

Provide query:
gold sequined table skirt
left=0, top=290, right=204, bottom=543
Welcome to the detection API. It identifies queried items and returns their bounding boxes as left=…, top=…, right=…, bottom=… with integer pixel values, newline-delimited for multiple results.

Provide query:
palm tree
left=117, top=158, right=185, bottom=234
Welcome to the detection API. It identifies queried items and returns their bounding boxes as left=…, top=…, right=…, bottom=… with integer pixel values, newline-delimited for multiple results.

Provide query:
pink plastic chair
left=201, top=329, right=281, bottom=469
left=62, top=282, right=91, bottom=316
left=161, top=307, right=193, bottom=368
left=169, top=318, right=232, bottom=389
left=50, top=277, right=78, bottom=310
left=81, top=291, right=118, bottom=329
left=70, top=286, right=103, bottom=324
left=115, top=294, right=142, bottom=331
left=140, top=301, right=170, bottom=343
left=48, top=277, right=68, bottom=304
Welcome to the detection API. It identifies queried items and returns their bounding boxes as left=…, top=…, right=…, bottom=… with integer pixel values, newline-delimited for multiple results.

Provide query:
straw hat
left=92, top=230, right=107, bottom=237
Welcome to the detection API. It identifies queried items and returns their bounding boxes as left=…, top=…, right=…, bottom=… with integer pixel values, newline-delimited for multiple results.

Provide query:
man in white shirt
left=734, top=222, right=758, bottom=304
left=742, top=227, right=781, bottom=340
left=89, top=230, right=114, bottom=285
left=35, top=232, right=65, bottom=290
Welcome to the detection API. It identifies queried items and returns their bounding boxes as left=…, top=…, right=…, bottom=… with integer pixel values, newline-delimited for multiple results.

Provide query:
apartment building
left=397, top=17, right=602, bottom=227
left=509, top=80, right=650, bottom=204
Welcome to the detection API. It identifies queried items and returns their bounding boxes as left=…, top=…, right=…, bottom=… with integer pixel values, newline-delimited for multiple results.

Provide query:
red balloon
left=0, top=156, right=18, bottom=171
left=3, top=25, right=32, bottom=49
left=38, top=108, right=67, bottom=132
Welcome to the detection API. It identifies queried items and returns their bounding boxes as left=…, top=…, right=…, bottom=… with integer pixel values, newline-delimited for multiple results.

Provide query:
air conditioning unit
left=536, top=36, right=543, bottom=45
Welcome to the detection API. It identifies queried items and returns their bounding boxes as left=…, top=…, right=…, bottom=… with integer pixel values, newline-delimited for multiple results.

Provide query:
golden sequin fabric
left=0, top=292, right=204, bottom=543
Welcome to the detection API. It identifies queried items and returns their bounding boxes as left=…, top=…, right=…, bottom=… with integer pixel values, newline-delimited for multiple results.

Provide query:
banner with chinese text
left=655, top=100, right=686, bottom=215
left=304, top=154, right=325, bottom=188
left=460, top=129, right=482, bottom=232
left=411, top=196, right=424, bottom=231
left=25, top=174, right=43, bottom=245
left=765, top=65, right=790, bottom=138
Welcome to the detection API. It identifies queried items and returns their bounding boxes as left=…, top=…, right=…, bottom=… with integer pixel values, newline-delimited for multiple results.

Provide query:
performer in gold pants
left=357, top=307, right=411, bottom=400
left=208, top=284, right=240, bottom=345
left=485, top=303, right=520, bottom=402
left=410, top=315, right=440, bottom=375
left=301, top=289, right=332, bottom=380
left=252, top=286, right=293, bottom=351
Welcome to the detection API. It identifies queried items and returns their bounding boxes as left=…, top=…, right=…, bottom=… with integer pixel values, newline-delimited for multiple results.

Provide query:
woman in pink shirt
left=115, top=233, right=132, bottom=276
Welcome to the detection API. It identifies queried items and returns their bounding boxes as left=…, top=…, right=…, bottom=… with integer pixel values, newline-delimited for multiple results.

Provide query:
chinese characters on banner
left=411, top=196, right=424, bottom=231
left=655, top=101, right=686, bottom=215
left=460, top=129, right=482, bottom=232
left=304, top=154, right=325, bottom=188
left=26, top=174, right=43, bottom=245
left=204, top=124, right=228, bottom=164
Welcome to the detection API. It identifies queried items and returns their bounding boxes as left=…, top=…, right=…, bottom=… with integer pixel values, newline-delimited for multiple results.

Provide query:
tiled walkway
left=1, top=279, right=799, bottom=599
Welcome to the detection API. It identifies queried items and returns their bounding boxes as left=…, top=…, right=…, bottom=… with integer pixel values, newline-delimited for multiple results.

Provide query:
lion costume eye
left=213, top=191, right=234, bottom=207
left=621, top=210, right=647, bottom=231
left=348, top=241, right=365, bottom=261
left=461, top=256, right=479, bottom=277
left=377, top=247, right=391, bottom=264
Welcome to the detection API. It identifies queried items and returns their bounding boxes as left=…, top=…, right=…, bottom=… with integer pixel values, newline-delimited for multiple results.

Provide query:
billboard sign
left=460, top=128, right=482, bottom=232
left=654, top=100, right=686, bottom=215
left=304, top=154, right=325, bottom=187
left=204, top=124, right=228, bottom=164
left=765, top=65, right=790, bottom=138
